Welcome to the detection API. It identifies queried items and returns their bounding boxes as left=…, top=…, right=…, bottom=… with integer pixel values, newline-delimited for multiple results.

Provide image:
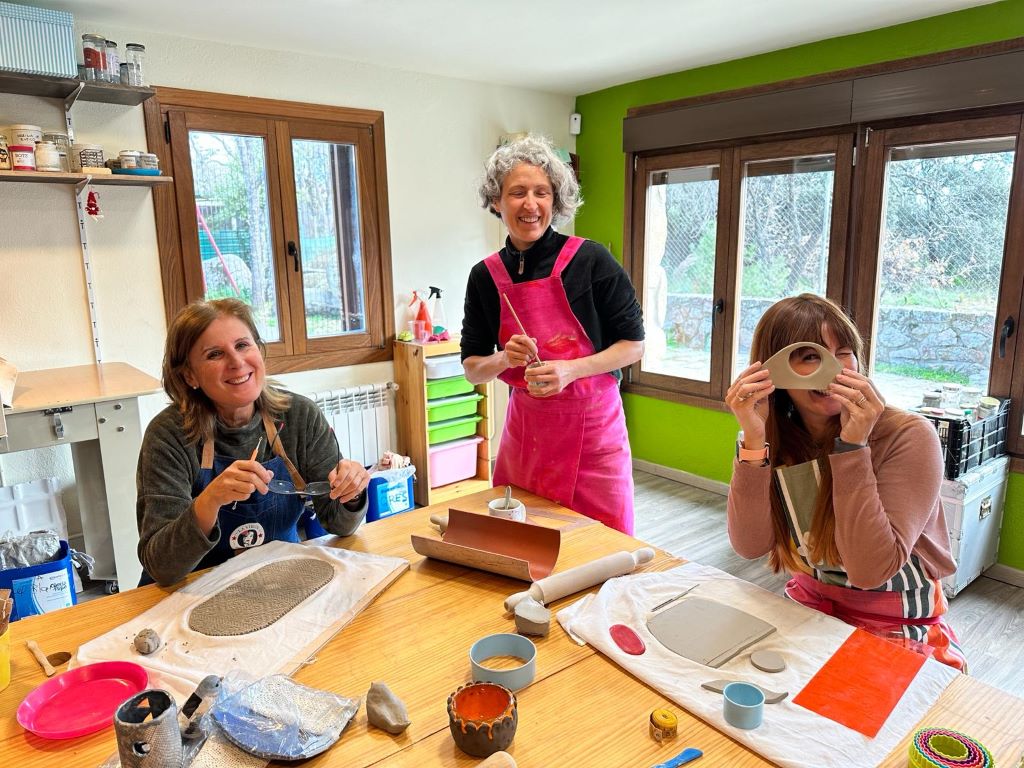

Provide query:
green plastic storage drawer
left=427, top=414, right=482, bottom=445
left=425, top=375, right=474, bottom=399
left=426, top=393, right=483, bottom=423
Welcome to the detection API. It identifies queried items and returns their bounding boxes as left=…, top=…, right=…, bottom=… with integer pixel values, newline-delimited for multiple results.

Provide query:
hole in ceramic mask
left=788, top=346, right=823, bottom=377
left=452, top=683, right=513, bottom=721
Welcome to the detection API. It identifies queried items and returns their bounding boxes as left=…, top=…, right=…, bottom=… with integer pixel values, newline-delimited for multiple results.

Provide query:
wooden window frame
left=624, top=134, right=854, bottom=408
left=143, top=88, right=395, bottom=373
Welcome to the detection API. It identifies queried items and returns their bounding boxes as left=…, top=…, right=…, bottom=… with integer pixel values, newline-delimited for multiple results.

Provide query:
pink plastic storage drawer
left=428, top=436, right=483, bottom=488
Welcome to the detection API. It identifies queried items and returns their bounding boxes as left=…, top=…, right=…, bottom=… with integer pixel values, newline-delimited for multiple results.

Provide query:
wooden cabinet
left=393, top=340, right=494, bottom=507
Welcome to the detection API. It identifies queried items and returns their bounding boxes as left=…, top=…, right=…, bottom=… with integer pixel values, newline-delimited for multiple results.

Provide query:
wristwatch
left=736, top=440, right=770, bottom=466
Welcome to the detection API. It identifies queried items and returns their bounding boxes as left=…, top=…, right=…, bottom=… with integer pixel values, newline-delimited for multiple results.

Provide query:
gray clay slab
left=646, top=597, right=776, bottom=668
left=701, top=679, right=788, bottom=704
left=762, top=341, right=842, bottom=390
left=750, top=649, right=786, bottom=673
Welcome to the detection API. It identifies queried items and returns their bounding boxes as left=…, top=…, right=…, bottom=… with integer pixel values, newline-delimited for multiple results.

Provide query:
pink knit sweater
left=727, top=407, right=956, bottom=590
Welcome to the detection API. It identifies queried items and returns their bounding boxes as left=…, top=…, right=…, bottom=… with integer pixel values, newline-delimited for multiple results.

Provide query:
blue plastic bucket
left=0, top=540, right=76, bottom=621
left=366, top=470, right=415, bottom=522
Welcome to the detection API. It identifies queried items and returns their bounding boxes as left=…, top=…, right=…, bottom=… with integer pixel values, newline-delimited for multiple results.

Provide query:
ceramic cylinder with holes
left=114, top=689, right=184, bottom=768
left=447, top=681, right=518, bottom=757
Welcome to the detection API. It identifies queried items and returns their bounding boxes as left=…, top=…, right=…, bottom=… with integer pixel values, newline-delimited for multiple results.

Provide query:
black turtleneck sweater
left=460, top=228, right=644, bottom=377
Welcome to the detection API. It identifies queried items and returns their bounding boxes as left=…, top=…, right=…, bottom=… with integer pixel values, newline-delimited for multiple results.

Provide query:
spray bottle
left=428, top=286, right=447, bottom=335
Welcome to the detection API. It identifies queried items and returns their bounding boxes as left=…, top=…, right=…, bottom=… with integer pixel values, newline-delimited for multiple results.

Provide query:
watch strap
left=736, top=440, right=769, bottom=465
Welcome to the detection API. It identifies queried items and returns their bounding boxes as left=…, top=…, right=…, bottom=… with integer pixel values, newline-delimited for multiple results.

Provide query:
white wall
left=0, top=22, right=574, bottom=527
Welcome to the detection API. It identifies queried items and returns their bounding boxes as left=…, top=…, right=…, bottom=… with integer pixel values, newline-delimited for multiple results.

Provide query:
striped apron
left=776, top=459, right=967, bottom=671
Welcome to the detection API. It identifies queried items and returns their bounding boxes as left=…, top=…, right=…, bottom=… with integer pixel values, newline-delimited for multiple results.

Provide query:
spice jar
left=42, top=132, right=71, bottom=172
left=124, top=43, right=146, bottom=86
left=82, top=34, right=107, bottom=74
left=10, top=145, right=37, bottom=171
left=118, top=150, right=141, bottom=169
left=138, top=152, right=159, bottom=170
left=35, top=141, right=62, bottom=172
left=105, top=40, right=120, bottom=84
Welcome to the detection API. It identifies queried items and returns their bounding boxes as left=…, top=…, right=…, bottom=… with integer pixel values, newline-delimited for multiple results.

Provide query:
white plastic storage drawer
left=425, top=354, right=463, bottom=380
left=940, top=455, right=1009, bottom=598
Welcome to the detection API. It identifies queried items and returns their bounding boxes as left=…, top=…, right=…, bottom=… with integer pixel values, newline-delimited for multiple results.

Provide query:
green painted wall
left=575, top=0, right=1024, bottom=569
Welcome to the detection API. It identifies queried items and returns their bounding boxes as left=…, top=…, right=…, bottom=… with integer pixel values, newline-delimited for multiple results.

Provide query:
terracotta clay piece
left=447, top=682, right=518, bottom=758
left=477, top=752, right=518, bottom=767
left=366, top=681, right=411, bottom=734
left=133, top=628, right=162, bottom=655
left=513, top=597, right=550, bottom=637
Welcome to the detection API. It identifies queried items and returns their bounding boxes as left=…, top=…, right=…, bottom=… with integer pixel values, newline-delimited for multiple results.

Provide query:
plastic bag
left=210, top=674, right=360, bottom=760
left=0, top=529, right=61, bottom=570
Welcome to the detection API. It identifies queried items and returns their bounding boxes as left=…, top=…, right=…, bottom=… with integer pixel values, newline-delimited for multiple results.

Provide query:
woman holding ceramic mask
left=136, top=298, right=370, bottom=586
left=725, top=294, right=965, bottom=670
left=461, top=135, right=644, bottom=533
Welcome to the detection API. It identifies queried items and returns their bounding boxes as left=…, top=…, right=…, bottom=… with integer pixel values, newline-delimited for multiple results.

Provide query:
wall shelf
left=0, top=170, right=172, bottom=186
left=0, top=70, right=154, bottom=106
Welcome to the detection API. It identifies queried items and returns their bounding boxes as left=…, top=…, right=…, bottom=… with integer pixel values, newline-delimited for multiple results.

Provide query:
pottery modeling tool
left=26, top=641, right=57, bottom=677
left=501, top=293, right=543, bottom=364
left=429, top=513, right=448, bottom=533
left=908, top=728, right=993, bottom=768
left=649, top=708, right=678, bottom=742
left=701, top=679, right=788, bottom=704
left=232, top=435, right=264, bottom=510
left=610, top=624, right=646, bottom=655
left=470, top=633, right=537, bottom=691
left=504, top=548, right=655, bottom=612
left=762, top=341, right=842, bottom=390
left=652, top=747, right=704, bottom=767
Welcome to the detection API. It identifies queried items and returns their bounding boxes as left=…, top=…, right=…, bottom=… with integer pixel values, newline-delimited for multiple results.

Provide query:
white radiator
left=310, top=383, right=397, bottom=467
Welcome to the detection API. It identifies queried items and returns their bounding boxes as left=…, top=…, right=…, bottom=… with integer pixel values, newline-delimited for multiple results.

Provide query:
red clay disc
left=609, top=623, right=646, bottom=655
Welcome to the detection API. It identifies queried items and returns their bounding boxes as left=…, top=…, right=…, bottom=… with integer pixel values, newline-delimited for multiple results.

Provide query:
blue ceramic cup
left=723, top=682, right=765, bottom=729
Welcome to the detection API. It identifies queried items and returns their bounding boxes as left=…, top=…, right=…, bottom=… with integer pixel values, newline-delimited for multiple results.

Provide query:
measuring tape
left=909, top=728, right=992, bottom=768
left=649, top=708, right=678, bottom=742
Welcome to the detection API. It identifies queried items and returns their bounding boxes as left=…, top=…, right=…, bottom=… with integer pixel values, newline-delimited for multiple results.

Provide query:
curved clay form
left=762, top=341, right=842, bottom=390
left=447, top=682, right=518, bottom=758
left=411, top=509, right=560, bottom=582
left=188, top=558, right=334, bottom=636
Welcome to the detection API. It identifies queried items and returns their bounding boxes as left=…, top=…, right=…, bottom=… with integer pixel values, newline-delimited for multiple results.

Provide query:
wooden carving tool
left=501, top=293, right=543, bottom=364
left=27, top=640, right=57, bottom=677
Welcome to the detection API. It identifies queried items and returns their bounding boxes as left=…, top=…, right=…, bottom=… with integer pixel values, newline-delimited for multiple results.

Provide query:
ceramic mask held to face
left=762, top=342, right=843, bottom=390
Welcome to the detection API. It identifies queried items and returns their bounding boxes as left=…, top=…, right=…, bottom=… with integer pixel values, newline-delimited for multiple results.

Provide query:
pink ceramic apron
left=483, top=236, right=634, bottom=534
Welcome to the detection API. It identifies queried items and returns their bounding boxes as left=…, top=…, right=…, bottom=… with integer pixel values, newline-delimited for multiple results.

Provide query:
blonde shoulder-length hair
left=162, top=298, right=290, bottom=445
left=748, top=293, right=866, bottom=573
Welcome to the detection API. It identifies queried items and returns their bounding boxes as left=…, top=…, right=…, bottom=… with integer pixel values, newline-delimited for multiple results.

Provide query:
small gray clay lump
left=366, top=681, right=411, bottom=734
left=513, top=596, right=550, bottom=637
left=133, top=628, right=161, bottom=655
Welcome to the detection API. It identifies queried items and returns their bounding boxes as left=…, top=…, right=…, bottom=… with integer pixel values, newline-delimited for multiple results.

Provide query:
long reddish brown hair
left=749, top=294, right=866, bottom=572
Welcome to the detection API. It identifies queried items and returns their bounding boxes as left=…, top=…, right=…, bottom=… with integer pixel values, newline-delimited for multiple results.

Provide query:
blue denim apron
left=139, top=414, right=314, bottom=585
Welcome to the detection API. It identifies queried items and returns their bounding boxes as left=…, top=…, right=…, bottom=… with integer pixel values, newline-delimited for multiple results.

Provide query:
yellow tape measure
left=649, top=708, right=678, bottom=742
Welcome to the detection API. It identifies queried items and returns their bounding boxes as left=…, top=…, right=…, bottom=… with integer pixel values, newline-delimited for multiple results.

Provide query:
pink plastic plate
left=17, top=661, right=149, bottom=739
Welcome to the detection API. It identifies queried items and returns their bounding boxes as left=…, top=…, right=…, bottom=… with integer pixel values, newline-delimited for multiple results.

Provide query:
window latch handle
left=287, top=240, right=300, bottom=272
left=712, top=298, right=724, bottom=326
left=999, top=315, right=1015, bottom=358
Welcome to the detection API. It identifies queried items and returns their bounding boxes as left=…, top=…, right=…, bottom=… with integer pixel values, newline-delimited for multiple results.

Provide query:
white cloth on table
left=74, top=539, right=407, bottom=704
left=557, top=562, right=958, bottom=768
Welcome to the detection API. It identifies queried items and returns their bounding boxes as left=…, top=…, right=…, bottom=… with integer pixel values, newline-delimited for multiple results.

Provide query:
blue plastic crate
left=0, top=540, right=77, bottom=621
left=366, top=470, right=415, bottom=522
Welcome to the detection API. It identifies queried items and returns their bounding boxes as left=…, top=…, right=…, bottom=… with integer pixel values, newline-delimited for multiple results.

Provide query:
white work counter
left=0, top=363, right=161, bottom=591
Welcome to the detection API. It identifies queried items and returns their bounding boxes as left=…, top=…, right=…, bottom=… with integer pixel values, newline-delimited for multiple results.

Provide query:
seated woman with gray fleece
left=136, top=298, right=369, bottom=587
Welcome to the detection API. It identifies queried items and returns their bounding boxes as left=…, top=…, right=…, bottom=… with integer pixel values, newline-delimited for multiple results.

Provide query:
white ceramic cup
left=488, top=497, right=526, bottom=522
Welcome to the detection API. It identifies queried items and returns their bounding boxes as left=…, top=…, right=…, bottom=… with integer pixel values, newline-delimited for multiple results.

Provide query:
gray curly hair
left=478, top=134, right=582, bottom=225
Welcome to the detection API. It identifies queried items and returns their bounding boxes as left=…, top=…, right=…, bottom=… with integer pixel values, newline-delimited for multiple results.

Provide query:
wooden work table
left=1, top=488, right=1023, bottom=767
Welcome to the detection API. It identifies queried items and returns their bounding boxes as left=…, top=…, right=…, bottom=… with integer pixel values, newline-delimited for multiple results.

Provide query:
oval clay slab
left=189, top=558, right=334, bottom=636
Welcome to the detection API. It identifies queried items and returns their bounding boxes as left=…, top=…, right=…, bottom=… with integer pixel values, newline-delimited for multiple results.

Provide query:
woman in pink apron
left=461, top=135, right=644, bottom=533
left=725, top=294, right=966, bottom=671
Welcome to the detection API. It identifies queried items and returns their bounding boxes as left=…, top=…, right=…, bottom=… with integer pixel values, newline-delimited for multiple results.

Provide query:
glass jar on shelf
left=42, top=132, right=71, bottom=172
left=124, top=43, right=146, bottom=86
left=105, top=40, right=120, bottom=84
left=82, top=34, right=107, bottom=79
